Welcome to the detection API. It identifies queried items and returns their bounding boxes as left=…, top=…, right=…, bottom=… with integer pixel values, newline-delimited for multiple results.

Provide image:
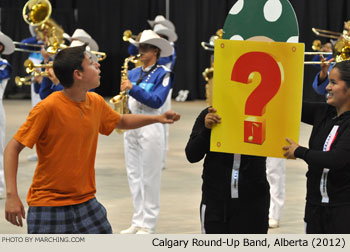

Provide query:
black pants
left=305, top=202, right=350, bottom=234
left=200, top=195, right=270, bottom=234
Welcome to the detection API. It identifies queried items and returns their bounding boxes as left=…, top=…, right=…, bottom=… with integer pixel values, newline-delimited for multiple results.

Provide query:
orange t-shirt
left=14, top=91, right=120, bottom=206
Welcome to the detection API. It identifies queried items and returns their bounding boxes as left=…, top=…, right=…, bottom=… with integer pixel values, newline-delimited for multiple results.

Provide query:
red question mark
left=231, top=51, right=282, bottom=145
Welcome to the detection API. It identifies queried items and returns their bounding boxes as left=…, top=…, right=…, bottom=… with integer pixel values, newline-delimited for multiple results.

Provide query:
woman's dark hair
left=333, top=60, right=350, bottom=88
left=53, top=44, right=87, bottom=88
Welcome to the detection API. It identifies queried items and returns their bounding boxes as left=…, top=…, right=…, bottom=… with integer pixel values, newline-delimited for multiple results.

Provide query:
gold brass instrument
left=123, top=30, right=138, bottom=42
left=202, top=67, right=213, bottom=82
left=335, top=38, right=350, bottom=62
left=15, top=70, right=49, bottom=86
left=312, top=28, right=342, bottom=39
left=202, top=67, right=214, bottom=106
left=304, top=36, right=350, bottom=64
left=312, top=40, right=322, bottom=51
left=201, top=29, right=222, bottom=106
left=23, top=0, right=52, bottom=26
left=110, top=54, right=141, bottom=133
left=15, top=75, right=33, bottom=86
left=24, top=59, right=52, bottom=74
left=23, top=0, right=65, bottom=54
left=201, top=29, right=223, bottom=51
left=90, top=50, right=107, bottom=61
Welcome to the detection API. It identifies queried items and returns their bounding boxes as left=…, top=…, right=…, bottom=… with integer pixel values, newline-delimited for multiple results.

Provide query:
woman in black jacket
left=185, top=107, right=270, bottom=234
left=284, top=60, right=350, bottom=233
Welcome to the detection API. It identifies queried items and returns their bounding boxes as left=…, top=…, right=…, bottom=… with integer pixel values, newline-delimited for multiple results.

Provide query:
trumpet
left=15, top=75, right=33, bottom=86
left=123, top=30, right=138, bottom=42
left=24, top=59, right=52, bottom=74
left=15, top=71, right=48, bottom=86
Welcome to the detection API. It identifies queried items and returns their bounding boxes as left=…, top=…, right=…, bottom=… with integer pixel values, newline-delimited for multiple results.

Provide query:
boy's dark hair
left=53, top=44, right=87, bottom=88
left=334, top=60, right=350, bottom=88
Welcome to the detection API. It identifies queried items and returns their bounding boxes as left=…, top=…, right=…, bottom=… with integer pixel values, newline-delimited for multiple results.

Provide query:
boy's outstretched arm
left=116, top=110, right=180, bottom=130
left=4, top=138, right=26, bottom=227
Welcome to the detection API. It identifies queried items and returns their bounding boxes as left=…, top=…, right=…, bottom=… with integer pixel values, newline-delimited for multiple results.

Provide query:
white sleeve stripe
left=162, top=73, right=170, bottom=87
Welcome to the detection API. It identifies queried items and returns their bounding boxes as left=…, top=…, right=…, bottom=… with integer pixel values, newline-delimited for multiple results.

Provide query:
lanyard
left=136, top=64, right=157, bottom=86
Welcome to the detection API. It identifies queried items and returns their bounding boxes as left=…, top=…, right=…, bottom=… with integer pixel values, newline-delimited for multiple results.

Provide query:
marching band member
left=151, top=22, right=177, bottom=169
left=0, top=31, right=15, bottom=199
left=4, top=44, right=180, bottom=233
left=20, top=25, right=44, bottom=108
left=185, top=107, right=270, bottom=233
left=284, top=60, right=350, bottom=233
left=120, top=30, right=174, bottom=234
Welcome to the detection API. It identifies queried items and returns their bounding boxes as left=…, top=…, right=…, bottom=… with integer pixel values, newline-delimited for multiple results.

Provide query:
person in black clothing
left=284, top=60, right=350, bottom=234
left=185, top=107, right=270, bottom=234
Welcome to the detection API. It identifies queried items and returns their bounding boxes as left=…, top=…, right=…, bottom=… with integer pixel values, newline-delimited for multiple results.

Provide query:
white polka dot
left=229, top=0, right=244, bottom=15
left=287, top=36, right=299, bottom=43
left=230, top=35, right=244, bottom=41
left=263, top=0, right=282, bottom=22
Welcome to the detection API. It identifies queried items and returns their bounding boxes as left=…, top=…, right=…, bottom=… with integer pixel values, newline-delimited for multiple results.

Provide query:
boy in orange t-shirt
left=3, top=45, right=180, bottom=234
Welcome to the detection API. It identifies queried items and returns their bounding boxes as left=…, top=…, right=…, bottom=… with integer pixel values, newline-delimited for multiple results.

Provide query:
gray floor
left=0, top=98, right=312, bottom=234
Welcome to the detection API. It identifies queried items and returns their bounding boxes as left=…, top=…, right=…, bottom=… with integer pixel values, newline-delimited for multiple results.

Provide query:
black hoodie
left=295, top=102, right=350, bottom=206
left=185, top=108, right=269, bottom=204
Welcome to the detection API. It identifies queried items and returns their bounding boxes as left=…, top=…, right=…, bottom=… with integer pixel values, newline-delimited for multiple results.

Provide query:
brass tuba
left=23, top=0, right=52, bottom=26
left=110, top=54, right=140, bottom=133
left=23, top=0, right=64, bottom=53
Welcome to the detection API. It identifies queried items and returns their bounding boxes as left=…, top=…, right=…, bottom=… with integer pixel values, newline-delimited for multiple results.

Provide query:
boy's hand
left=160, top=110, right=181, bottom=124
left=5, top=194, right=26, bottom=227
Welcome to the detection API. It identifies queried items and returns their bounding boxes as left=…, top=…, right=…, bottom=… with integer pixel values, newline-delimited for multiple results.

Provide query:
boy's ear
left=73, top=69, right=83, bottom=80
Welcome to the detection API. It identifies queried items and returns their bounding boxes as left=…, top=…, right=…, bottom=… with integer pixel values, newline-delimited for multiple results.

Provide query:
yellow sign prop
left=211, top=39, right=304, bottom=158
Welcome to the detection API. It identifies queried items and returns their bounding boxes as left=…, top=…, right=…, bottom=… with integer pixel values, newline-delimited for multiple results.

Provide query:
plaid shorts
left=27, top=198, right=112, bottom=234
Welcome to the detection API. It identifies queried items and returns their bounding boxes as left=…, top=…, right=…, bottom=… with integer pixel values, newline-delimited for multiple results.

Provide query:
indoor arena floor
left=0, top=98, right=311, bottom=234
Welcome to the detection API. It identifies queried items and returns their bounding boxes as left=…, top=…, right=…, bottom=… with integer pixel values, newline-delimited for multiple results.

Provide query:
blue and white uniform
left=39, top=77, right=63, bottom=100
left=20, top=36, right=44, bottom=107
left=0, top=58, right=12, bottom=196
left=128, top=43, right=176, bottom=169
left=158, top=44, right=176, bottom=168
left=124, top=63, right=172, bottom=232
left=312, top=64, right=334, bottom=96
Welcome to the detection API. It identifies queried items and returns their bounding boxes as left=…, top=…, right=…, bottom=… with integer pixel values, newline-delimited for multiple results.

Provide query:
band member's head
left=53, top=44, right=100, bottom=89
left=0, top=31, right=15, bottom=55
left=153, top=24, right=177, bottom=43
left=131, top=30, right=173, bottom=59
left=326, top=60, right=350, bottom=109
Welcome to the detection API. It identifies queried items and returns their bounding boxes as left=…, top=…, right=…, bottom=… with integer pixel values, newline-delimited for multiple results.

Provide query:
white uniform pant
left=161, top=89, right=172, bottom=169
left=266, top=157, right=286, bottom=221
left=31, top=84, right=41, bottom=108
left=124, top=122, right=164, bottom=231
